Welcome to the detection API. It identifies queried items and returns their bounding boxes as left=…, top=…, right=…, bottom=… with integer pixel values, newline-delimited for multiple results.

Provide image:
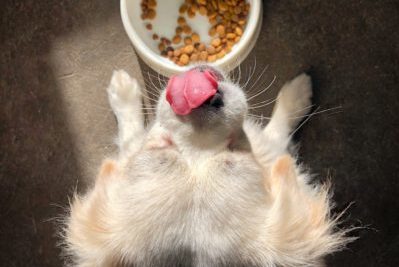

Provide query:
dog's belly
left=118, top=150, right=268, bottom=266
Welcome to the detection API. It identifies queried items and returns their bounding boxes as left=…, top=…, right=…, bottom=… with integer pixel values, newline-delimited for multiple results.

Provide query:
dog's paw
left=107, top=70, right=141, bottom=110
left=278, top=73, right=313, bottom=118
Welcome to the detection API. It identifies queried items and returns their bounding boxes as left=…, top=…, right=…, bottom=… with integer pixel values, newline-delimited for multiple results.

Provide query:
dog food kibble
left=211, top=38, right=221, bottom=47
left=140, top=0, right=250, bottom=65
left=180, top=54, right=190, bottom=65
left=172, top=35, right=182, bottom=44
left=184, top=36, right=193, bottom=45
left=179, top=4, right=188, bottom=14
left=192, top=33, right=200, bottom=43
left=183, top=25, right=192, bottom=34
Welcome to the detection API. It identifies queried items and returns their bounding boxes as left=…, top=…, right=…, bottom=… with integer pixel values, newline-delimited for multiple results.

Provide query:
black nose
left=208, top=90, right=224, bottom=108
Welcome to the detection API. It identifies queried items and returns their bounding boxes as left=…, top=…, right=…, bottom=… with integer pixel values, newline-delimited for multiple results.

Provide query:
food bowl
left=121, top=0, right=262, bottom=77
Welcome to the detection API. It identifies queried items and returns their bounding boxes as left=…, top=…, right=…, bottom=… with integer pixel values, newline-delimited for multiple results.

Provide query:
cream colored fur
left=62, top=68, right=351, bottom=267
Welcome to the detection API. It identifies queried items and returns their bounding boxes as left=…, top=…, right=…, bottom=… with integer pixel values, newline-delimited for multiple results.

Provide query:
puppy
left=63, top=65, right=351, bottom=267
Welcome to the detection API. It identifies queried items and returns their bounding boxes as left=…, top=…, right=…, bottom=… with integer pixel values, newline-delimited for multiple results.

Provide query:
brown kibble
left=198, top=43, right=206, bottom=51
left=163, top=38, right=171, bottom=45
left=183, top=25, right=192, bottom=34
left=238, top=19, right=246, bottom=25
left=199, top=50, right=208, bottom=61
left=183, top=44, right=194, bottom=54
left=192, top=33, right=200, bottom=43
left=211, top=0, right=217, bottom=10
left=209, top=26, right=216, bottom=36
left=176, top=26, right=183, bottom=35
left=209, top=17, right=217, bottom=25
left=234, top=6, right=242, bottom=14
left=216, top=50, right=226, bottom=59
left=226, top=33, right=236, bottom=39
left=208, top=11, right=217, bottom=19
left=184, top=36, right=192, bottom=45
left=190, top=53, right=199, bottom=61
left=147, top=9, right=156, bottom=19
left=177, top=16, right=186, bottom=25
left=142, top=0, right=250, bottom=66
left=180, top=54, right=190, bottom=65
left=207, top=45, right=216, bottom=54
left=173, top=49, right=182, bottom=57
left=190, top=3, right=198, bottom=12
left=172, top=35, right=182, bottom=44
left=207, top=54, right=217, bottom=62
left=199, top=6, right=207, bottom=15
left=216, top=24, right=225, bottom=36
left=188, top=9, right=196, bottom=18
left=211, top=38, right=221, bottom=47
left=179, top=4, right=188, bottom=14
left=218, top=1, right=228, bottom=11
left=148, top=0, right=157, bottom=8
left=235, top=26, right=243, bottom=36
left=231, top=14, right=239, bottom=22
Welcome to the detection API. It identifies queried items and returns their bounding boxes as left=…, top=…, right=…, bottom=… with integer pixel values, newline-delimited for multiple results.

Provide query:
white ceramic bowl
left=121, top=0, right=262, bottom=77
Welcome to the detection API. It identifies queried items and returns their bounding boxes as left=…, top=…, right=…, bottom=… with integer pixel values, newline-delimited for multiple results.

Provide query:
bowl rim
left=121, top=0, right=261, bottom=75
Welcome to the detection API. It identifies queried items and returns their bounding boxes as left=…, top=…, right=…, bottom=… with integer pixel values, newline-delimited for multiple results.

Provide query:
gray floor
left=1, top=0, right=399, bottom=266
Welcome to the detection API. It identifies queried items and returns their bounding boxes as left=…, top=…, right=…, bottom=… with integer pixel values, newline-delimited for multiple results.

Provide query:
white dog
left=63, top=65, right=351, bottom=267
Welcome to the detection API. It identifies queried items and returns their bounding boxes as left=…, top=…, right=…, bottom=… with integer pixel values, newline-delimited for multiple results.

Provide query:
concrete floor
left=1, top=0, right=398, bottom=266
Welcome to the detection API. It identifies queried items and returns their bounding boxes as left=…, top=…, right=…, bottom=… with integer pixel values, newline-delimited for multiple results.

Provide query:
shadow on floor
left=0, top=1, right=118, bottom=266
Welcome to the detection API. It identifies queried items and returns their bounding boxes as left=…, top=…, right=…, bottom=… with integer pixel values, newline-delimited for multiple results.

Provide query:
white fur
left=63, top=68, right=351, bottom=267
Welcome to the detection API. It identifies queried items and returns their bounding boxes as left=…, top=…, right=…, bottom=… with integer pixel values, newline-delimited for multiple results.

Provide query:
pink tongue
left=166, top=69, right=218, bottom=115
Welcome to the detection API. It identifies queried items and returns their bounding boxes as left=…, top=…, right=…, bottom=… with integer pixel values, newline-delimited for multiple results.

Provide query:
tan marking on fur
left=145, top=134, right=174, bottom=150
left=267, top=155, right=297, bottom=197
left=99, top=160, right=117, bottom=178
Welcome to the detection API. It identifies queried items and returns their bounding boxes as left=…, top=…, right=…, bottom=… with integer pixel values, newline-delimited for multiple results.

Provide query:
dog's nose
left=166, top=69, right=218, bottom=115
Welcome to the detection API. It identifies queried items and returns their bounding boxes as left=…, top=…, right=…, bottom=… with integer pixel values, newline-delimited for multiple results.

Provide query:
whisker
left=289, top=107, right=321, bottom=139
left=237, top=62, right=242, bottom=85
left=146, top=72, right=162, bottom=93
left=247, top=75, right=277, bottom=101
left=248, top=98, right=278, bottom=109
left=242, top=57, right=257, bottom=88
left=157, top=71, right=166, bottom=88
left=246, top=65, right=269, bottom=94
left=289, top=104, right=315, bottom=115
left=288, top=106, right=342, bottom=120
left=247, top=114, right=272, bottom=119
left=139, top=91, right=159, bottom=103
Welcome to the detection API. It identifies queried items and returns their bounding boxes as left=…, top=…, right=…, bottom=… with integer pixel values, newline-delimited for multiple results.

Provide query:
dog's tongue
left=166, top=69, right=218, bottom=115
